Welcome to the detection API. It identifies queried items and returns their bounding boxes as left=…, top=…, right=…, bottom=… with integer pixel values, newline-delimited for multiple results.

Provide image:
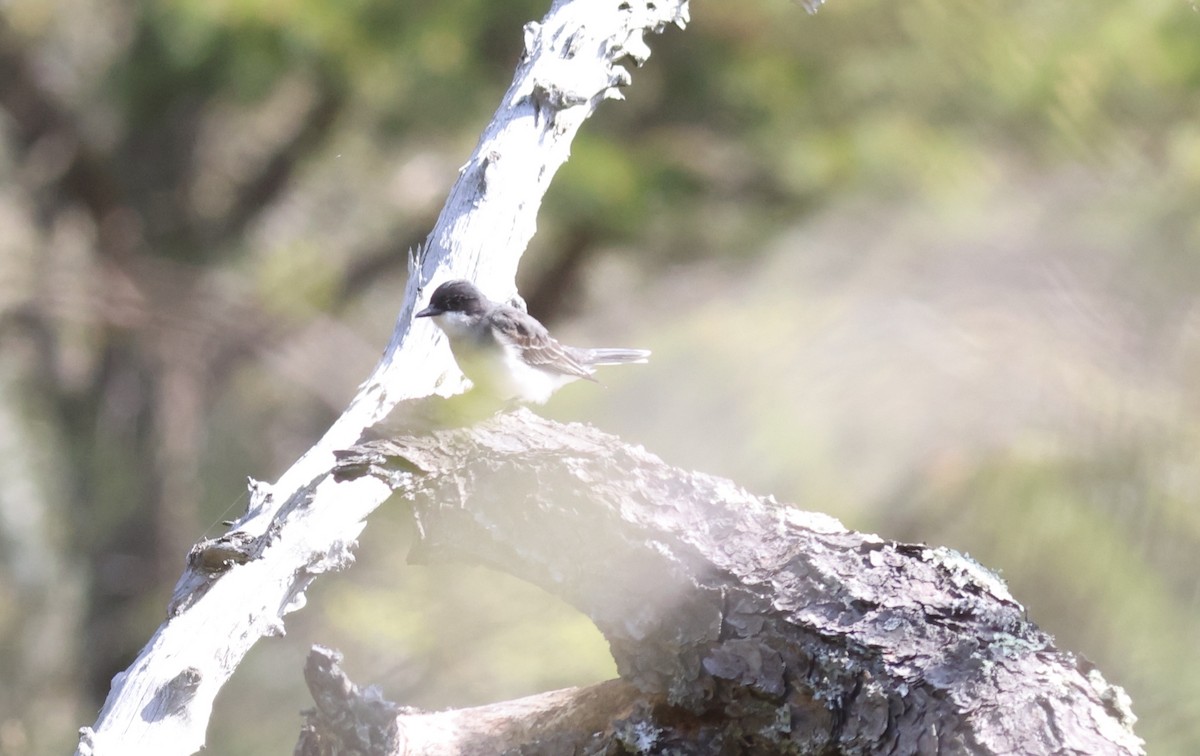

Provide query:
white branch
left=75, top=1, right=688, bottom=753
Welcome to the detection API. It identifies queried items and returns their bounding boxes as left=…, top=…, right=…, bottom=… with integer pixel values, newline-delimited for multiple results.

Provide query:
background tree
left=1, top=0, right=1198, bottom=753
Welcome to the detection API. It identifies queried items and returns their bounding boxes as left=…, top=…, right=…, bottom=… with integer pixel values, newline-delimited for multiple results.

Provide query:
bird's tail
left=584, top=348, right=651, bottom=366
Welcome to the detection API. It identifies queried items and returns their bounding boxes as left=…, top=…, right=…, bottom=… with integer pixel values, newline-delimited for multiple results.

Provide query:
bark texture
left=310, top=408, right=1144, bottom=756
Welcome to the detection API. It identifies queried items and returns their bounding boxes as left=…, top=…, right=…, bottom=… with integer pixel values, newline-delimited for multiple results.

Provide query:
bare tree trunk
left=299, top=409, right=1143, bottom=755
left=75, top=1, right=689, bottom=753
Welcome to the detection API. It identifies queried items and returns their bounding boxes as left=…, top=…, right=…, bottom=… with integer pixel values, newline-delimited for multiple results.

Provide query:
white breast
left=492, top=345, right=577, bottom=403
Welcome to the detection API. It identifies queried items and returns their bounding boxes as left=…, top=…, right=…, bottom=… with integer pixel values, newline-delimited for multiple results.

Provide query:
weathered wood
left=314, top=408, right=1144, bottom=755
left=75, top=2, right=689, bottom=753
left=297, top=646, right=648, bottom=756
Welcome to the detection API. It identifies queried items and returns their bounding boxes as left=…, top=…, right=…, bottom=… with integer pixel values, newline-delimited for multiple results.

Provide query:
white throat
left=431, top=310, right=480, bottom=341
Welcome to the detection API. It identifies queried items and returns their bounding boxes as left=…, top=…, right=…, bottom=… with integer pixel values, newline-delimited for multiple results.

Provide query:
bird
left=415, top=279, right=650, bottom=404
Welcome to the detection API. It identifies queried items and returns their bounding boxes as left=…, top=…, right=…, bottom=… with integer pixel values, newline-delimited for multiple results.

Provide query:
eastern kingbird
left=415, top=279, right=650, bottom=404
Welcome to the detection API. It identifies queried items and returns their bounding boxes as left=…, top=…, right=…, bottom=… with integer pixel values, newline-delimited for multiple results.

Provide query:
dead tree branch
left=310, top=409, right=1144, bottom=755
left=75, top=2, right=689, bottom=753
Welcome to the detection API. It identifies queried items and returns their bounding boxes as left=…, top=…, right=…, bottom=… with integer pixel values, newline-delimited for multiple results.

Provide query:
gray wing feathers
left=487, top=306, right=649, bottom=379
left=488, top=307, right=596, bottom=380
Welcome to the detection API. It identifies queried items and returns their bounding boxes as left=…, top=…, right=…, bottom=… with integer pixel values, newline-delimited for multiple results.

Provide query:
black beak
left=415, top=305, right=441, bottom=318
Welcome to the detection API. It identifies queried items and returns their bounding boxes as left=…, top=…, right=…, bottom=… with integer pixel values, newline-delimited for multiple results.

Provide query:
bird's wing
left=487, top=306, right=596, bottom=381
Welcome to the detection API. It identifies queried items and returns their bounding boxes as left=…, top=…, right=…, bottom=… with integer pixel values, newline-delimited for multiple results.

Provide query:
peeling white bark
left=75, top=2, right=688, bottom=753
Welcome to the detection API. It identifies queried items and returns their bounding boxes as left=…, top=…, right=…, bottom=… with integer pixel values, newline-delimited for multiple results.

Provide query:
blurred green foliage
left=1, top=0, right=1199, bottom=753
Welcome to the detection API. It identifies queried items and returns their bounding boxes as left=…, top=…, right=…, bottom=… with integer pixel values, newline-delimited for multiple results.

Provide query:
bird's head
left=416, top=279, right=489, bottom=319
